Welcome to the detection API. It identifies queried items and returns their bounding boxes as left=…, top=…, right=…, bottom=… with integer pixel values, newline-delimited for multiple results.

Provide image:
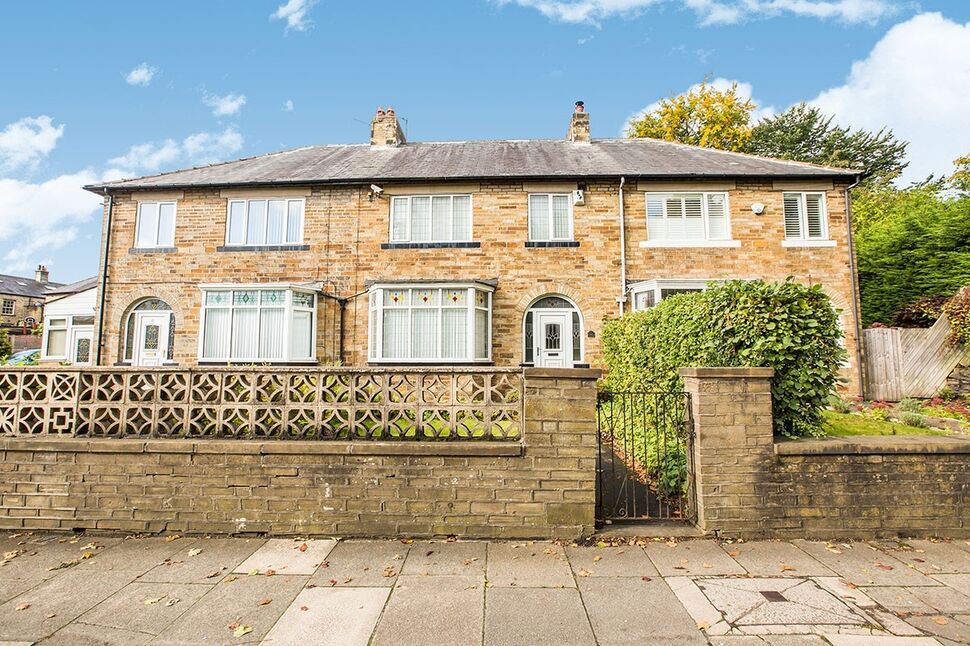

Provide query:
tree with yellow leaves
left=625, top=81, right=755, bottom=152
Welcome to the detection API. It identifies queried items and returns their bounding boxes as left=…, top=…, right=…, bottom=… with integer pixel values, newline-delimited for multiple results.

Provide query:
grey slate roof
left=0, top=274, right=63, bottom=299
left=86, top=138, right=860, bottom=192
left=46, top=276, right=98, bottom=297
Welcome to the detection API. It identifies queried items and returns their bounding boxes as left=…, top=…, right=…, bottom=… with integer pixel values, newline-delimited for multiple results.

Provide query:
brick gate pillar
left=679, top=367, right=775, bottom=535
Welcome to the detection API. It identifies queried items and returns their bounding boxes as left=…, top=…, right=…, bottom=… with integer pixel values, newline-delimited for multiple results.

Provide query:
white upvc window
left=135, top=201, right=177, bottom=248
left=630, top=279, right=714, bottom=311
left=389, top=195, right=473, bottom=243
left=368, top=284, right=492, bottom=363
left=643, top=192, right=737, bottom=247
left=226, top=198, right=305, bottom=246
left=528, top=194, right=573, bottom=241
left=42, top=317, right=69, bottom=359
left=198, top=286, right=316, bottom=362
left=782, top=192, right=831, bottom=245
left=1, top=299, right=14, bottom=316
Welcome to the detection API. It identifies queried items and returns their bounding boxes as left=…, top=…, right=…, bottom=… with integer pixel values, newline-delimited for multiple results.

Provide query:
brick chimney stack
left=567, top=101, right=590, bottom=143
left=370, top=106, right=406, bottom=146
left=34, top=265, right=48, bottom=284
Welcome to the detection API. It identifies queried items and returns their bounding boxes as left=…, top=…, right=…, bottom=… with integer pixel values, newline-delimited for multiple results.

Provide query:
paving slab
left=883, top=541, right=970, bottom=575
left=261, top=586, right=389, bottom=646
left=935, top=574, right=970, bottom=597
left=0, top=568, right=139, bottom=642
left=0, top=577, right=44, bottom=605
left=695, top=577, right=864, bottom=628
left=400, top=540, right=486, bottom=577
left=824, top=636, right=945, bottom=645
left=232, top=538, right=335, bottom=576
left=75, top=536, right=195, bottom=575
left=579, top=576, right=707, bottom=645
left=485, top=587, right=595, bottom=646
left=140, top=537, right=265, bottom=583
left=760, top=637, right=832, bottom=645
left=902, top=614, right=970, bottom=645
left=308, top=540, right=409, bottom=587
left=149, top=574, right=307, bottom=645
left=371, top=575, right=483, bottom=646
left=667, top=576, right=732, bottom=636
left=0, top=534, right=121, bottom=580
left=645, top=540, right=747, bottom=576
left=864, top=585, right=970, bottom=615
left=35, top=622, right=153, bottom=646
left=486, top=542, right=574, bottom=587
left=565, top=545, right=659, bottom=578
left=76, top=581, right=213, bottom=635
left=793, top=541, right=936, bottom=587
left=724, top=541, right=835, bottom=577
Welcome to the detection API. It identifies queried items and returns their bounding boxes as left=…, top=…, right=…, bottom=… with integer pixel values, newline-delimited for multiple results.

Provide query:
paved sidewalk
left=0, top=533, right=968, bottom=645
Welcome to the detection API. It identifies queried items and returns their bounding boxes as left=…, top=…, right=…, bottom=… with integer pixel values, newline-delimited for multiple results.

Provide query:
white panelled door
left=535, top=311, right=570, bottom=368
left=133, top=313, right=170, bottom=366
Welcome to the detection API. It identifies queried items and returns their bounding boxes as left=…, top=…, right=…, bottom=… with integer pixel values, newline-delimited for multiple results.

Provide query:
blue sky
left=1, top=0, right=968, bottom=283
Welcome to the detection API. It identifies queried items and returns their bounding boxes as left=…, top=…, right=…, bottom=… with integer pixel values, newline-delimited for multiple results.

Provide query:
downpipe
left=617, top=176, right=627, bottom=317
left=95, top=190, right=114, bottom=366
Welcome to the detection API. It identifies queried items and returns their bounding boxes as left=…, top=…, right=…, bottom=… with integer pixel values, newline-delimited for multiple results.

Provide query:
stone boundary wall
left=0, top=369, right=599, bottom=539
left=682, top=367, right=970, bottom=539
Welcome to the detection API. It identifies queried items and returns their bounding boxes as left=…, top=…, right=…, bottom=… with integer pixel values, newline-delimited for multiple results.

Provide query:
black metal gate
left=596, top=390, right=696, bottom=524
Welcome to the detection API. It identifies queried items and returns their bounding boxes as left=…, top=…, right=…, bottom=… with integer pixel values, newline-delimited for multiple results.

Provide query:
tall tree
left=625, top=81, right=755, bottom=152
left=950, top=154, right=970, bottom=193
left=748, top=103, right=908, bottom=186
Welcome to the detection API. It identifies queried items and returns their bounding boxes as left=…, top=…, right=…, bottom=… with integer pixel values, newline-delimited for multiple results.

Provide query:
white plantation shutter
left=783, top=193, right=803, bottom=238
left=805, top=193, right=824, bottom=238
left=647, top=194, right=665, bottom=240
left=706, top=194, right=728, bottom=240
left=665, top=196, right=685, bottom=239
left=683, top=195, right=704, bottom=239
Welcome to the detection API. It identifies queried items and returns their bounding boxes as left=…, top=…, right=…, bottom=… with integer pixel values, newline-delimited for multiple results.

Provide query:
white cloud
left=0, top=116, right=64, bottom=172
left=623, top=77, right=775, bottom=135
left=282, top=99, right=295, bottom=112
left=272, top=0, right=317, bottom=32
left=107, top=127, right=244, bottom=173
left=125, top=63, right=157, bottom=86
left=810, top=12, right=970, bottom=183
left=203, top=93, right=247, bottom=117
left=497, top=0, right=895, bottom=25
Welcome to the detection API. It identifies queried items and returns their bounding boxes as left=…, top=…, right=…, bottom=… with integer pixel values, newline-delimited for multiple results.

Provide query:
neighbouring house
left=0, top=265, right=62, bottom=352
left=84, top=103, right=865, bottom=393
left=40, top=276, right=98, bottom=365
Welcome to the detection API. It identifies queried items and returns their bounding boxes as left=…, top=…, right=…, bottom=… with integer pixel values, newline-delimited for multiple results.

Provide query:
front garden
left=827, top=392, right=970, bottom=436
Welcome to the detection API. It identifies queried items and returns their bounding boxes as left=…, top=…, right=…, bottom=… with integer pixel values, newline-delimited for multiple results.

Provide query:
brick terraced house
left=0, top=265, right=62, bottom=352
left=84, top=104, right=865, bottom=393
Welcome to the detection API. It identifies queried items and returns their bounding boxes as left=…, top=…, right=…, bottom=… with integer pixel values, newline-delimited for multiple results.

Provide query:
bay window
left=368, top=284, right=492, bottom=362
left=630, top=279, right=714, bottom=311
left=644, top=192, right=735, bottom=246
left=199, top=286, right=316, bottom=362
left=389, top=195, right=472, bottom=243
left=226, top=198, right=305, bottom=246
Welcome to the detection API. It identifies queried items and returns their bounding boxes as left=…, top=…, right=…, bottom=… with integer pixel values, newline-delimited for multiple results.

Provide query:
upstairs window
left=226, top=198, right=305, bottom=246
left=135, top=201, right=177, bottom=248
left=368, top=284, right=491, bottom=362
left=390, top=195, right=472, bottom=243
left=646, top=192, right=730, bottom=242
left=528, top=194, right=573, bottom=241
left=783, top=192, right=828, bottom=240
left=1, top=299, right=13, bottom=316
left=200, top=287, right=316, bottom=362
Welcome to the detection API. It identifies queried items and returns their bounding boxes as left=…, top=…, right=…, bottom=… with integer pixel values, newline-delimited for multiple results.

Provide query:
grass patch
left=822, top=411, right=951, bottom=437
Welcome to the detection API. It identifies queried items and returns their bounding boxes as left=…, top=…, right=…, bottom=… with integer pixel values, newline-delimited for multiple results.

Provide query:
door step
left=596, top=520, right=706, bottom=539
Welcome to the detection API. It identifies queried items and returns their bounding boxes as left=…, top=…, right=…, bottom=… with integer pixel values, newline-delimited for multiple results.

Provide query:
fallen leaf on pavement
left=543, top=548, right=556, bottom=555
left=165, top=598, right=180, bottom=607
left=258, top=597, right=272, bottom=606
left=232, top=624, right=253, bottom=637
left=165, top=535, right=181, bottom=542
left=206, top=570, right=221, bottom=578
left=188, top=549, right=202, bottom=557
left=727, top=550, right=740, bottom=558
left=298, top=543, right=308, bottom=552
left=47, top=559, right=79, bottom=571
left=265, top=569, right=276, bottom=576
left=578, top=569, right=593, bottom=577
left=781, top=565, right=796, bottom=572
left=46, top=613, right=56, bottom=618
left=15, top=603, right=30, bottom=611
left=641, top=576, right=652, bottom=582
left=248, top=569, right=259, bottom=576
left=875, top=564, right=894, bottom=571
left=593, top=555, right=603, bottom=562
left=300, top=606, right=309, bottom=611
left=383, top=567, right=396, bottom=577
left=143, top=597, right=165, bottom=605
left=932, top=616, right=948, bottom=625
left=80, top=543, right=101, bottom=551
left=81, top=552, right=94, bottom=560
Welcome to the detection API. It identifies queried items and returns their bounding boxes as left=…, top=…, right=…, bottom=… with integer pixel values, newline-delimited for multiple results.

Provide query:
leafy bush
left=941, top=287, right=970, bottom=347
left=897, top=412, right=927, bottom=428
left=828, top=395, right=852, bottom=414
left=891, top=295, right=949, bottom=328
left=602, top=279, right=846, bottom=438
left=0, top=330, right=11, bottom=362
left=897, top=398, right=922, bottom=413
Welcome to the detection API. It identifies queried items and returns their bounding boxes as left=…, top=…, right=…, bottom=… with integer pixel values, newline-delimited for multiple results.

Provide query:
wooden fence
left=863, top=315, right=970, bottom=401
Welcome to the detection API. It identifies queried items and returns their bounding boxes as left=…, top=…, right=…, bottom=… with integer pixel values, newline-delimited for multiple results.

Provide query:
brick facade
left=96, top=176, right=862, bottom=393
left=0, top=370, right=598, bottom=539
left=682, top=367, right=970, bottom=539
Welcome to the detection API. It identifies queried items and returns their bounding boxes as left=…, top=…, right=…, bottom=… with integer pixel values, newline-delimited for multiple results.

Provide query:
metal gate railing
left=596, top=390, right=696, bottom=524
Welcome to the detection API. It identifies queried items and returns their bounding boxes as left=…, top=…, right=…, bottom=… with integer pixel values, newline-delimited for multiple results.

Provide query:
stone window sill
left=781, top=239, right=837, bottom=248
left=381, top=242, right=481, bottom=249
left=129, top=247, right=177, bottom=254
left=216, top=244, right=310, bottom=252
left=639, top=240, right=741, bottom=248
left=525, top=241, right=580, bottom=248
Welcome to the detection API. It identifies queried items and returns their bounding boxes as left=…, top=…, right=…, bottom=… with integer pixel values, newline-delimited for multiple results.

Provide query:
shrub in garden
left=898, top=412, right=927, bottom=428
left=897, top=398, right=922, bottom=413
left=828, top=395, right=852, bottom=414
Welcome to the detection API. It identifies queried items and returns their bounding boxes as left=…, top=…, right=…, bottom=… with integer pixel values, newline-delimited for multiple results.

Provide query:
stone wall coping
left=775, top=435, right=970, bottom=456
left=0, top=366, right=523, bottom=374
left=524, top=368, right=602, bottom=380
left=679, top=367, right=775, bottom=378
left=0, top=438, right=524, bottom=457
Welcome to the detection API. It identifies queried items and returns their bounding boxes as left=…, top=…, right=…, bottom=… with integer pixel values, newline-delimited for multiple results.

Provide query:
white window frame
left=197, top=284, right=317, bottom=363
left=41, top=316, right=69, bottom=360
left=388, top=195, right=474, bottom=243
left=367, top=283, right=493, bottom=363
left=629, top=278, right=716, bottom=311
left=527, top=193, right=574, bottom=242
left=225, top=198, right=306, bottom=247
left=135, top=201, right=177, bottom=249
left=1, top=299, right=14, bottom=316
left=781, top=192, right=835, bottom=247
left=641, top=192, right=739, bottom=248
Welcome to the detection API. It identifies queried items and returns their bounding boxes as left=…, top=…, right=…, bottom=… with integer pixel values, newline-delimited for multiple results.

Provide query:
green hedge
left=602, top=279, right=846, bottom=438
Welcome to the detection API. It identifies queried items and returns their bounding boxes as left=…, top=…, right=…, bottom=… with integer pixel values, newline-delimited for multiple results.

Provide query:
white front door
left=133, top=313, right=170, bottom=366
left=535, top=311, right=571, bottom=368
left=68, top=326, right=93, bottom=365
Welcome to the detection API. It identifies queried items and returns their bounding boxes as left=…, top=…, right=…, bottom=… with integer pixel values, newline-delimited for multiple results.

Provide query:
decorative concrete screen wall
left=0, top=367, right=599, bottom=538
left=681, top=367, right=970, bottom=539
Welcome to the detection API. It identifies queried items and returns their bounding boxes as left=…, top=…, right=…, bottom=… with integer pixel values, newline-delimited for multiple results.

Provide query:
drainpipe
left=95, top=190, right=114, bottom=366
left=844, top=175, right=865, bottom=397
left=617, top=176, right=627, bottom=317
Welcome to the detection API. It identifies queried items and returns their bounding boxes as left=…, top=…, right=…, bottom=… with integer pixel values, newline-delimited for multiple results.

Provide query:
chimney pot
left=575, top=101, right=585, bottom=113
left=370, top=105, right=406, bottom=146
left=567, top=103, right=590, bottom=143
